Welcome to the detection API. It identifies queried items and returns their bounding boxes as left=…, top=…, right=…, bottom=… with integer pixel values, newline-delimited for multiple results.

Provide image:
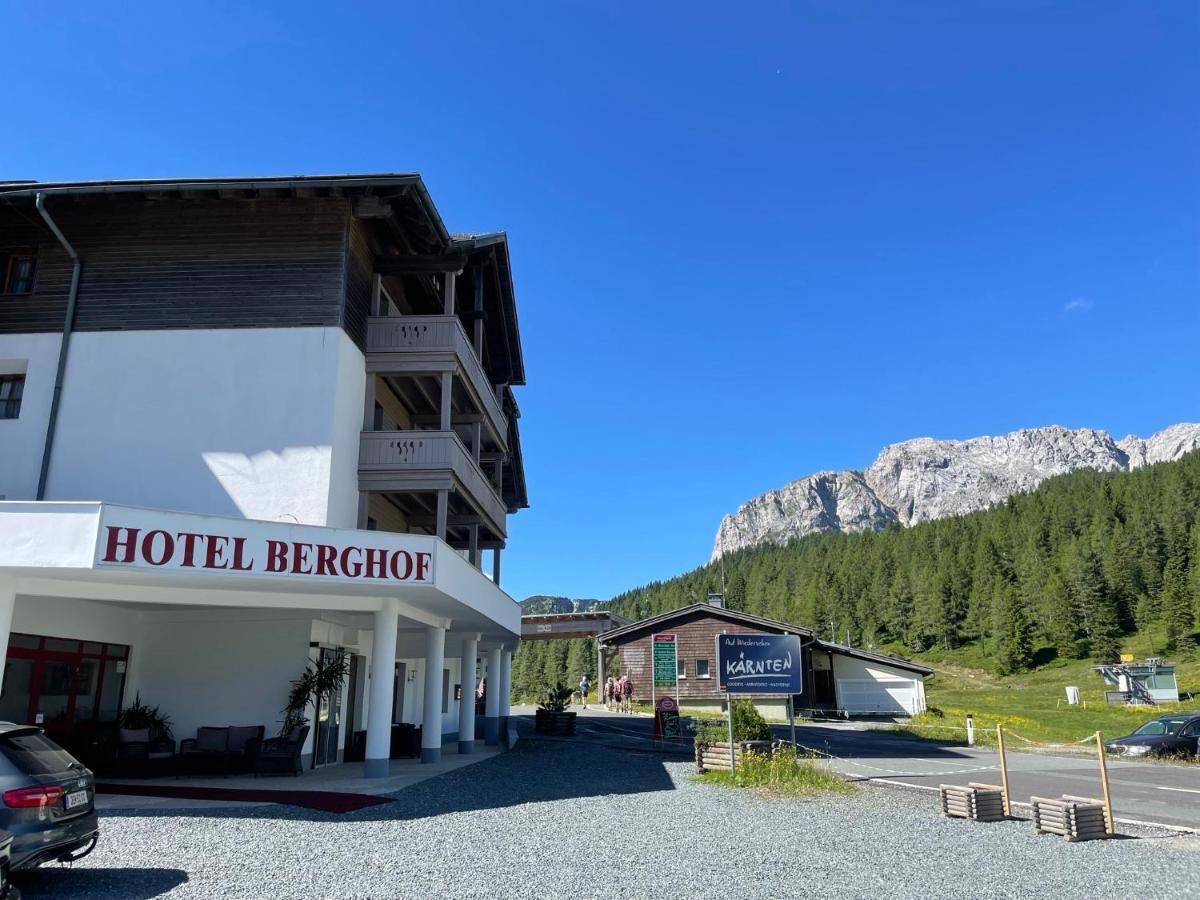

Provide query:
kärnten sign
left=715, top=633, right=803, bottom=695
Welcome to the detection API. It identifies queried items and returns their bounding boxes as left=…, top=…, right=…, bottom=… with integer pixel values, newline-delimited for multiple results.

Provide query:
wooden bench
left=939, top=783, right=1006, bottom=822
left=1031, top=795, right=1110, bottom=842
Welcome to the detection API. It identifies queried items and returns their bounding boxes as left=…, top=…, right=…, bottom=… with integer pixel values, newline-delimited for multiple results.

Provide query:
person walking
left=579, top=674, right=591, bottom=709
left=605, top=676, right=616, bottom=710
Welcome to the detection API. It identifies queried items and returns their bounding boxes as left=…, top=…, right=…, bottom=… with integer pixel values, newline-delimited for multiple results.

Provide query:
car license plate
left=64, top=789, right=89, bottom=810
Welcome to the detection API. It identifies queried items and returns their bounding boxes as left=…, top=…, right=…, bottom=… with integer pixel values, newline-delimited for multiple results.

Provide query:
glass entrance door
left=0, top=634, right=130, bottom=736
left=313, top=648, right=345, bottom=767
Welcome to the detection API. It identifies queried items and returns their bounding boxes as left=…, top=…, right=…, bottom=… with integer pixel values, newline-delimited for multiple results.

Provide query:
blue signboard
left=715, top=633, right=803, bottom=695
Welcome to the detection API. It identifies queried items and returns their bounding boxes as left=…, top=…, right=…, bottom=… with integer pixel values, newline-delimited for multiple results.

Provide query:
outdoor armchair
left=116, top=727, right=176, bottom=777
left=253, top=724, right=310, bottom=776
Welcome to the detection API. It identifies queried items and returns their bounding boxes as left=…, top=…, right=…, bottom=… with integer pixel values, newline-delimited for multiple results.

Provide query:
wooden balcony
left=365, top=315, right=506, bottom=449
left=358, top=430, right=507, bottom=536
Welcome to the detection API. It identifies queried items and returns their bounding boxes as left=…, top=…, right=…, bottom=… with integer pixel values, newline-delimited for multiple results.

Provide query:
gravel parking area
left=16, top=740, right=1200, bottom=899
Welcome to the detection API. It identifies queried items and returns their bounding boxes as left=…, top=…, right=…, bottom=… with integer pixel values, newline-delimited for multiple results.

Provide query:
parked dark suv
left=0, top=725, right=98, bottom=870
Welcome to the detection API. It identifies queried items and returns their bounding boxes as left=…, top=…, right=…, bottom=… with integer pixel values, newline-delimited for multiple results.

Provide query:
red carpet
left=96, top=782, right=394, bottom=813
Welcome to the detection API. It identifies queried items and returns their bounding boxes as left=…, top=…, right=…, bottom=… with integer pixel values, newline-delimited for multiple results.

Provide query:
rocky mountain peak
left=712, top=423, right=1200, bottom=561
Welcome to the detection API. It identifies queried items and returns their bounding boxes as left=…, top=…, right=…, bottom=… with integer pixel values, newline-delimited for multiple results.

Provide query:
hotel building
left=0, top=174, right=527, bottom=774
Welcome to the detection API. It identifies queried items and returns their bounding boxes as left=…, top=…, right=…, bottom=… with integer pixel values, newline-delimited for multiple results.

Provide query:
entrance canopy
left=0, top=502, right=520, bottom=641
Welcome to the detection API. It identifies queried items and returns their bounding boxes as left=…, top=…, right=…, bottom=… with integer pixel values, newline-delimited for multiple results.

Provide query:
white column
left=500, top=648, right=512, bottom=720
left=421, top=625, right=446, bottom=763
left=365, top=601, right=399, bottom=777
left=484, top=647, right=501, bottom=745
left=458, top=636, right=479, bottom=754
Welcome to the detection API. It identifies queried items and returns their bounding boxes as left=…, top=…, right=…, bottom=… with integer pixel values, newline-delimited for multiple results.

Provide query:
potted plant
left=534, top=682, right=577, bottom=736
left=279, top=655, right=350, bottom=768
left=119, top=693, right=173, bottom=741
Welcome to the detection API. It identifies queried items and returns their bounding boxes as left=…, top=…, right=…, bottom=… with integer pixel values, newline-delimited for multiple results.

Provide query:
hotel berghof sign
left=94, top=508, right=434, bottom=585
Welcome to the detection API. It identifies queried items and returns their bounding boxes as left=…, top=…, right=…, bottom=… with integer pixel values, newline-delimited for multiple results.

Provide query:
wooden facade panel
left=607, top=607, right=823, bottom=705
left=0, top=197, right=349, bottom=337
left=343, top=218, right=375, bottom=349
left=613, top=610, right=777, bottom=702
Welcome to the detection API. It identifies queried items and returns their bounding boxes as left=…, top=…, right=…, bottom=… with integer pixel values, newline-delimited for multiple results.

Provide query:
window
left=677, top=659, right=687, bottom=679
left=0, top=731, right=77, bottom=776
left=696, top=658, right=710, bottom=679
left=0, top=376, right=23, bottom=420
left=2, top=251, right=36, bottom=294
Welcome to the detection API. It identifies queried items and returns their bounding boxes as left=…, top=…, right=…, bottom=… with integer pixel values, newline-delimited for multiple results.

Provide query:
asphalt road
left=536, top=706, right=1200, bottom=831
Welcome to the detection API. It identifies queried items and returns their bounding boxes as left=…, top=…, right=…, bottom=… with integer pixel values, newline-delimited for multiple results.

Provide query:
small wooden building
left=597, top=600, right=931, bottom=718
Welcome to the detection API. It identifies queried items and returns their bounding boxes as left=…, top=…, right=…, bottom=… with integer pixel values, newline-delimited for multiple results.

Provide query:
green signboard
left=653, top=633, right=677, bottom=689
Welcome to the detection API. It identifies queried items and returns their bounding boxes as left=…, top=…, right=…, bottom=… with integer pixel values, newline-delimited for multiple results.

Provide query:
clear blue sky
left=3, top=2, right=1197, bottom=602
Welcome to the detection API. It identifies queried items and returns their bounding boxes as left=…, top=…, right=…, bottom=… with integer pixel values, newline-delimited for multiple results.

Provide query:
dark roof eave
left=0, top=173, right=454, bottom=248
left=454, top=233, right=525, bottom=387
left=598, top=603, right=815, bottom=645
left=814, top=640, right=934, bottom=676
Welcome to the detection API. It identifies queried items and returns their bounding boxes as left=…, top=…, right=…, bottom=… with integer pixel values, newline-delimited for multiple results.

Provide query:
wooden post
left=597, top=643, right=605, bottom=699
left=726, top=693, right=736, bottom=773
left=443, top=271, right=456, bottom=316
left=473, top=262, right=484, bottom=358
left=997, top=725, right=1011, bottom=817
left=472, top=421, right=482, bottom=464
left=1095, top=731, right=1114, bottom=834
left=435, top=490, right=448, bottom=540
left=491, top=547, right=501, bottom=585
left=468, top=523, right=480, bottom=568
left=440, top=373, right=453, bottom=431
left=363, top=374, right=376, bottom=431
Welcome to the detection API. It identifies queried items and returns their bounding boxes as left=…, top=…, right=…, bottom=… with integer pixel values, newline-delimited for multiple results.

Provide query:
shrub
left=538, top=682, right=574, bottom=712
left=691, top=719, right=727, bottom=747
left=699, top=745, right=856, bottom=797
left=691, top=699, right=772, bottom=747
left=731, top=699, right=771, bottom=742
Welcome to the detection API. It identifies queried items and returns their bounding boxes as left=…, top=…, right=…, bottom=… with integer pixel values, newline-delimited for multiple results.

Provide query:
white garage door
left=838, top=679, right=919, bottom=715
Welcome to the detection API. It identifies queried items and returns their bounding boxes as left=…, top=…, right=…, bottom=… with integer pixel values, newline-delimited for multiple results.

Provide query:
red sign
left=97, top=524, right=433, bottom=584
left=653, top=694, right=681, bottom=741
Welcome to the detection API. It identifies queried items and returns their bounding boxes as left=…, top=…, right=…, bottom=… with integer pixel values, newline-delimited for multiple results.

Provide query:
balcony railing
left=366, top=315, right=506, bottom=448
left=358, top=430, right=506, bottom=534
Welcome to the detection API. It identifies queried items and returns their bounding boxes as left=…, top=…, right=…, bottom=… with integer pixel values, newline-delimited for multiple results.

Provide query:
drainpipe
left=34, top=193, right=82, bottom=500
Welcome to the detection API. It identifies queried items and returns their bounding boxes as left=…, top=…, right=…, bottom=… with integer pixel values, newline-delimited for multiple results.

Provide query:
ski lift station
left=1094, top=657, right=1179, bottom=705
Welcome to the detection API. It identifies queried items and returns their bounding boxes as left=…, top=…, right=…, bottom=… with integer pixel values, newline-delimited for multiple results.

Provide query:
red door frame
left=4, top=634, right=130, bottom=733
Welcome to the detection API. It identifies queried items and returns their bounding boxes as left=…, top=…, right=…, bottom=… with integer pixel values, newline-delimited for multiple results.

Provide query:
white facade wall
left=10, top=594, right=142, bottom=648
left=135, top=609, right=313, bottom=744
left=326, top=334, right=368, bottom=529
left=8, top=326, right=365, bottom=528
left=0, top=333, right=64, bottom=501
